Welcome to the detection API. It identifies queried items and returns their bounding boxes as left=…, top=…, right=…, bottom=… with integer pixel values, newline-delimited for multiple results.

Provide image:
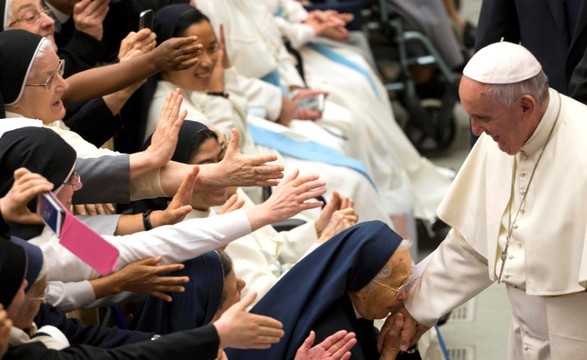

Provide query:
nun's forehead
left=5, top=0, right=42, bottom=24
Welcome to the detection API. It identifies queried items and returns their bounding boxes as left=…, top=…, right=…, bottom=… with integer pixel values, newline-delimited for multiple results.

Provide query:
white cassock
left=147, top=74, right=394, bottom=226
left=196, top=0, right=451, bottom=220
left=404, top=90, right=587, bottom=359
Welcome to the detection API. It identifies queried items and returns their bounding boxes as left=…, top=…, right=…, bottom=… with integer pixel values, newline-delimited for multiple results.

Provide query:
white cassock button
left=524, top=345, right=529, bottom=351
left=520, top=172, right=527, bottom=177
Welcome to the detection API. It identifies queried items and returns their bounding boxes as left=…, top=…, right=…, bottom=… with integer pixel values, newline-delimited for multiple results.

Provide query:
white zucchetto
left=463, top=42, right=542, bottom=84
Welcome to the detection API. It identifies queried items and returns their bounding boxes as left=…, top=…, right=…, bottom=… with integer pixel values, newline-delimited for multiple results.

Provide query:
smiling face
left=162, top=20, right=219, bottom=92
left=7, top=48, right=68, bottom=123
left=348, top=246, right=412, bottom=320
left=460, top=76, right=538, bottom=155
left=8, top=0, right=56, bottom=40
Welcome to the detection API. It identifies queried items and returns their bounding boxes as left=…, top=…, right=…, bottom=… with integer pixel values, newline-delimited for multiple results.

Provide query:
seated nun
left=226, top=221, right=420, bottom=360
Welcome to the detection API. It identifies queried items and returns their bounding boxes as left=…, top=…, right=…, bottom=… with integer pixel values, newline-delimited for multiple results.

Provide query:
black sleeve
left=474, top=0, right=521, bottom=51
left=63, top=98, right=123, bottom=147
left=59, top=31, right=106, bottom=77
left=5, top=324, right=220, bottom=360
left=34, top=304, right=153, bottom=348
left=567, top=26, right=587, bottom=105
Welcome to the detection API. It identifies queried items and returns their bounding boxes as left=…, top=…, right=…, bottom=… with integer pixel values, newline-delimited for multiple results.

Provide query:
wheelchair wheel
left=403, top=98, right=456, bottom=156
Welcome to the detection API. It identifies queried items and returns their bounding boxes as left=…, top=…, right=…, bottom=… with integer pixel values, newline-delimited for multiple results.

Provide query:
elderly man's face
left=8, top=0, right=56, bottom=40
left=460, top=76, right=535, bottom=155
left=8, top=48, right=68, bottom=123
left=349, top=246, right=412, bottom=320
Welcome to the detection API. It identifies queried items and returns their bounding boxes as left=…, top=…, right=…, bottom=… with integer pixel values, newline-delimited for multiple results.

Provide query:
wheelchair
left=363, top=0, right=461, bottom=155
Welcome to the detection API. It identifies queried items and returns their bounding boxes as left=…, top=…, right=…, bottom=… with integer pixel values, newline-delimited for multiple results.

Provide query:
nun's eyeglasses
left=8, top=8, right=52, bottom=27
left=372, top=278, right=410, bottom=295
left=25, top=59, right=65, bottom=90
left=26, top=287, right=48, bottom=304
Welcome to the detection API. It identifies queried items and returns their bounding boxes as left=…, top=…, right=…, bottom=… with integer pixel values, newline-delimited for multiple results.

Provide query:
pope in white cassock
left=382, top=42, right=587, bottom=360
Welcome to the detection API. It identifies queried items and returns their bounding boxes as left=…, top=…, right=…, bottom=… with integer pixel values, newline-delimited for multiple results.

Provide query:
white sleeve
left=404, top=228, right=494, bottom=327
left=110, top=209, right=252, bottom=267
left=47, top=280, right=95, bottom=313
left=78, top=214, right=121, bottom=235
left=275, top=221, right=318, bottom=265
left=225, top=235, right=281, bottom=303
left=237, top=75, right=283, bottom=121
left=33, top=209, right=252, bottom=283
left=274, top=17, right=316, bottom=50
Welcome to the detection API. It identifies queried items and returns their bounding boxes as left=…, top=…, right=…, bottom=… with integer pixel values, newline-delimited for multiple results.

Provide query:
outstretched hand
left=152, top=166, right=198, bottom=227
left=295, top=330, right=357, bottom=360
left=216, top=193, right=245, bottom=215
left=154, top=36, right=203, bottom=71
left=109, top=256, right=188, bottom=302
left=0, top=168, right=53, bottom=224
left=144, top=89, right=187, bottom=168
left=200, top=128, right=284, bottom=188
left=247, top=168, right=326, bottom=231
left=214, top=292, right=284, bottom=349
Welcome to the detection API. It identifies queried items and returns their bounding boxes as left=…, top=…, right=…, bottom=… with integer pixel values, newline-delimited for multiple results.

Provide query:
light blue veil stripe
left=248, top=123, right=376, bottom=187
left=260, top=70, right=289, bottom=96
left=307, top=42, right=381, bottom=101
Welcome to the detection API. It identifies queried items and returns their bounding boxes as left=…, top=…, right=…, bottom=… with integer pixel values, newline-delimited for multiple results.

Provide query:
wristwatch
left=143, top=209, right=153, bottom=231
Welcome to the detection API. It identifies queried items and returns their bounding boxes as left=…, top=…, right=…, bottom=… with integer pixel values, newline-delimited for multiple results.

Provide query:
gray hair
left=365, top=239, right=411, bottom=294
left=485, top=70, right=550, bottom=108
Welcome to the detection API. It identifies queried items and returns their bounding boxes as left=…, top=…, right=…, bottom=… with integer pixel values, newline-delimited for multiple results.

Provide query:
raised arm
left=158, top=128, right=284, bottom=197
left=63, top=36, right=203, bottom=104
left=128, top=88, right=186, bottom=180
